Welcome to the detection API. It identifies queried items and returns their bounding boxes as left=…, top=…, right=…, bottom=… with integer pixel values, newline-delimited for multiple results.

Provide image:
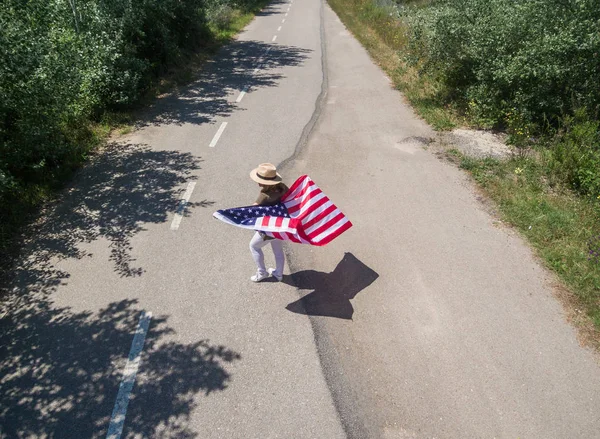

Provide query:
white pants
left=249, top=232, right=284, bottom=277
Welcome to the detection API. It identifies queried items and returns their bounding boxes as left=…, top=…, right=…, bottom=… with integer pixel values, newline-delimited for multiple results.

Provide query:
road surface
left=1, top=0, right=600, bottom=438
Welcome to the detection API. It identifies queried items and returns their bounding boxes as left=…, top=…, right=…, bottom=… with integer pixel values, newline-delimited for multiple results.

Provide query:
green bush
left=0, top=0, right=212, bottom=210
left=548, top=111, right=600, bottom=199
left=207, top=0, right=239, bottom=30
left=401, top=0, right=600, bottom=129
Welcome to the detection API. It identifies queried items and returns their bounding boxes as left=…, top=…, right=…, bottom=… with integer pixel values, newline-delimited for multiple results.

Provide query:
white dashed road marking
left=209, top=122, right=228, bottom=148
left=170, top=182, right=197, bottom=230
left=106, top=311, right=152, bottom=439
left=237, top=47, right=271, bottom=102
left=236, top=86, right=248, bottom=103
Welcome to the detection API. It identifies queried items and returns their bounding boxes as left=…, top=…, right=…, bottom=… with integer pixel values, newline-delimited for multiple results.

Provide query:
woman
left=249, top=163, right=289, bottom=282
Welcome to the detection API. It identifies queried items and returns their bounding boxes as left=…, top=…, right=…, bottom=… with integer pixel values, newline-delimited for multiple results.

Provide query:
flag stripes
left=264, top=175, right=352, bottom=246
left=213, top=175, right=352, bottom=246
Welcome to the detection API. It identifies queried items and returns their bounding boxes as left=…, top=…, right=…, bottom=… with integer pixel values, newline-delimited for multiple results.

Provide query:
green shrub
left=548, top=111, right=600, bottom=199
left=1, top=0, right=273, bottom=258
left=401, top=0, right=600, bottom=129
left=0, top=0, right=212, bottom=209
left=207, top=0, right=239, bottom=30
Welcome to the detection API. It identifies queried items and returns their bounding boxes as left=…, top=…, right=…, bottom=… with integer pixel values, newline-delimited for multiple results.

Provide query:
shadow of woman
left=284, top=253, right=378, bottom=320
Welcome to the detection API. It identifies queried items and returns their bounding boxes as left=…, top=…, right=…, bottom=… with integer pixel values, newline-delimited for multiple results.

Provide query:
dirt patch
left=437, top=128, right=512, bottom=159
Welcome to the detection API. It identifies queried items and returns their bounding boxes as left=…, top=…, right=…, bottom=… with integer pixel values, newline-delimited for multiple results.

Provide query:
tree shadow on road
left=285, top=253, right=379, bottom=320
left=1, top=39, right=311, bottom=293
left=0, top=25, right=312, bottom=439
left=0, top=297, right=240, bottom=438
left=0, top=140, right=229, bottom=437
left=0, top=30, right=311, bottom=439
left=1, top=141, right=210, bottom=306
left=136, top=40, right=312, bottom=127
left=254, top=0, right=289, bottom=16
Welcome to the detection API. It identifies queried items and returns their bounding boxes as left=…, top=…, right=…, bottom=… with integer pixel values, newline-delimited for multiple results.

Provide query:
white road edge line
left=170, top=182, right=197, bottom=230
left=278, top=26, right=282, bottom=31
left=209, top=121, right=228, bottom=148
left=106, top=311, right=152, bottom=439
left=272, top=35, right=277, bottom=42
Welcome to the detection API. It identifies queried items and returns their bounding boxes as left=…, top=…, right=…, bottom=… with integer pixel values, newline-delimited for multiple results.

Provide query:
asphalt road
left=2, top=0, right=600, bottom=438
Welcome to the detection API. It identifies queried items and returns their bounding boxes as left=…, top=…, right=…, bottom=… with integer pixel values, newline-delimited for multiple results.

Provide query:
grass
left=327, top=0, right=600, bottom=341
left=0, top=0, right=270, bottom=281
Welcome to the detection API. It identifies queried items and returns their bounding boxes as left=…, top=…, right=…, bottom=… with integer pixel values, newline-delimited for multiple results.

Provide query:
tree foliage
left=0, top=0, right=229, bottom=206
left=398, top=0, right=600, bottom=198
left=402, top=0, right=600, bottom=129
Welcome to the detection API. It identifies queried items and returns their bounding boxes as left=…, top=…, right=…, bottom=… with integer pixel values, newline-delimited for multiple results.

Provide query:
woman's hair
left=260, top=183, right=283, bottom=192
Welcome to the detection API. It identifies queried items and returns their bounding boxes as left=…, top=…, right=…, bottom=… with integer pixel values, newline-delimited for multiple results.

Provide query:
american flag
left=213, top=175, right=352, bottom=246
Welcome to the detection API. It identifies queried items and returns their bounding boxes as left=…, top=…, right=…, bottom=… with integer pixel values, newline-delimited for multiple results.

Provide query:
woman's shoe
left=250, top=272, right=269, bottom=282
left=267, top=268, right=283, bottom=282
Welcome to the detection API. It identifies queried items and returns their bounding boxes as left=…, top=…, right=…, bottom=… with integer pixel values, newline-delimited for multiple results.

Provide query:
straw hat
left=250, top=163, right=283, bottom=185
